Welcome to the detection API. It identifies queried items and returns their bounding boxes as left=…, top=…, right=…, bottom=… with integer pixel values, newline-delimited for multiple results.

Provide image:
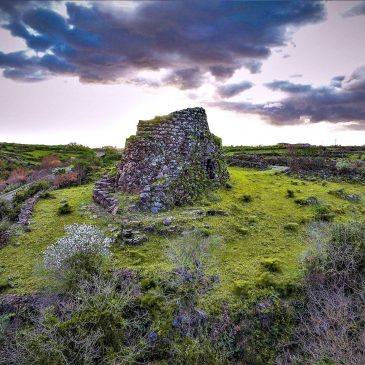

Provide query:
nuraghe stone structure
left=115, top=107, right=228, bottom=212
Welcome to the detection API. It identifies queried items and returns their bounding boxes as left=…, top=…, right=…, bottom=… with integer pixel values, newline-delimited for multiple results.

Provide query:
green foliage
left=224, top=181, right=233, bottom=189
left=170, top=335, right=227, bottom=365
left=43, top=224, right=112, bottom=289
left=13, top=180, right=50, bottom=205
left=286, top=189, right=295, bottom=198
left=0, top=201, right=11, bottom=220
left=1, top=274, right=150, bottom=365
left=233, top=279, right=252, bottom=296
left=313, top=205, right=335, bottom=222
left=0, top=277, right=13, bottom=292
left=294, top=196, right=319, bottom=206
left=212, top=134, right=222, bottom=147
left=260, top=258, right=283, bottom=273
left=236, top=227, right=249, bottom=235
left=284, top=222, right=299, bottom=231
left=57, top=202, right=72, bottom=215
left=241, top=194, right=252, bottom=203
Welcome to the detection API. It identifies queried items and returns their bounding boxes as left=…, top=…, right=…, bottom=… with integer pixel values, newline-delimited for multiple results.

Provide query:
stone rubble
left=17, top=190, right=44, bottom=226
left=92, top=175, right=119, bottom=214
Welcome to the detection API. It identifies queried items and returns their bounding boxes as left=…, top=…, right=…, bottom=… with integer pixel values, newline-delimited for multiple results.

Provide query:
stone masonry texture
left=115, top=107, right=228, bottom=212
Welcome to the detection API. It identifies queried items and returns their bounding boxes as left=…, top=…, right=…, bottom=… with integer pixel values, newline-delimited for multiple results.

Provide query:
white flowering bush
left=44, top=224, right=112, bottom=285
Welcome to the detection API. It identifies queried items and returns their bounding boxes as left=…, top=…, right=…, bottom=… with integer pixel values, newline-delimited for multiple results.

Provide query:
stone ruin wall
left=115, top=107, right=228, bottom=212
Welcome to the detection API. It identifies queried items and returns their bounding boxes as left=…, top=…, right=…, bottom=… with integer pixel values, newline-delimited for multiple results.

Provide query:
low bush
left=43, top=224, right=112, bottom=288
left=1, top=273, right=150, bottom=365
left=13, top=180, right=49, bottom=205
left=294, top=196, right=319, bottom=206
left=57, top=202, right=72, bottom=215
left=260, top=258, right=283, bottom=273
left=0, top=278, right=12, bottom=292
left=0, top=220, right=11, bottom=247
left=225, top=181, right=233, bottom=189
left=233, top=279, right=252, bottom=296
left=241, top=194, right=253, bottom=203
left=284, top=222, right=365, bottom=365
left=284, top=222, right=299, bottom=231
left=0, top=201, right=11, bottom=220
left=247, top=215, right=257, bottom=223
left=236, top=227, right=249, bottom=235
left=54, top=171, right=78, bottom=188
left=313, top=205, right=335, bottom=222
left=286, top=189, right=295, bottom=198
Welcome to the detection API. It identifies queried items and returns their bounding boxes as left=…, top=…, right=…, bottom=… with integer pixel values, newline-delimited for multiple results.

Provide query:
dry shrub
left=54, top=171, right=78, bottom=188
left=41, top=155, right=62, bottom=169
left=7, top=168, right=27, bottom=185
left=282, top=222, right=365, bottom=365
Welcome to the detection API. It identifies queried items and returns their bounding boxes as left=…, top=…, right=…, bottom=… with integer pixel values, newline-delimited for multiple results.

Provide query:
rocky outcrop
left=93, top=175, right=119, bottom=214
left=116, top=107, right=228, bottom=212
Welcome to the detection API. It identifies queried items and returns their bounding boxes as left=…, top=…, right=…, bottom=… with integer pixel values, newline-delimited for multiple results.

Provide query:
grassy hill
left=1, top=143, right=365, bottom=364
left=1, top=167, right=364, bottom=303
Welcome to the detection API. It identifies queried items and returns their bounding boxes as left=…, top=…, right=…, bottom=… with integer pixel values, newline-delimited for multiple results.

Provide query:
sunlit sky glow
left=0, top=0, right=364, bottom=147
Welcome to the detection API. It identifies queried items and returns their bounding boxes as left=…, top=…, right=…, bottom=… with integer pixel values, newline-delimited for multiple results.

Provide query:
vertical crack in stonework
left=115, top=107, right=228, bottom=212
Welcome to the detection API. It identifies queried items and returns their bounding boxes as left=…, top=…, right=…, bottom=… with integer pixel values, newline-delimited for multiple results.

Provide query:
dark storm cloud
left=217, top=81, right=254, bottom=98
left=210, top=68, right=365, bottom=129
left=0, top=0, right=325, bottom=86
left=343, top=2, right=365, bottom=17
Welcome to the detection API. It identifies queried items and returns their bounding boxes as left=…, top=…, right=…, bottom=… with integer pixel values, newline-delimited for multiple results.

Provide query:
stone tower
left=116, top=107, right=228, bottom=212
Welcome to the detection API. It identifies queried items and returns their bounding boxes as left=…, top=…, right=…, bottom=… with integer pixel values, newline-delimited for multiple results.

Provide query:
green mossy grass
left=1, top=168, right=364, bottom=310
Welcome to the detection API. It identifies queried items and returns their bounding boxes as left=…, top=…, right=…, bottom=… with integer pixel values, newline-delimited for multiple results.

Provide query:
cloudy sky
left=0, top=0, right=364, bottom=147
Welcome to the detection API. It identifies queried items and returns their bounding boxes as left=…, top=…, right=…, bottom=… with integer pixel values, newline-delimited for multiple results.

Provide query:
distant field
left=0, top=142, right=96, bottom=180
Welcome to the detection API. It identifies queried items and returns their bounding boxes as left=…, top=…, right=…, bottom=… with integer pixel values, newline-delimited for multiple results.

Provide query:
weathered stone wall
left=116, top=107, right=228, bottom=212
left=93, top=175, right=119, bottom=214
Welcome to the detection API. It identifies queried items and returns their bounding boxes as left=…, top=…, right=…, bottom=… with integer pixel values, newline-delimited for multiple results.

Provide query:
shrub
left=236, top=227, right=249, bottom=235
left=13, top=180, right=49, bottom=205
left=1, top=273, right=150, bottom=365
left=43, top=224, right=112, bottom=287
left=57, top=202, right=72, bottom=215
left=225, top=181, right=233, bottom=190
left=233, top=279, right=252, bottom=296
left=313, top=205, right=335, bottom=222
left=284, top=222, right=299, bottom=231
left=260, top=258, right=283, bottom=273
left=286, top=189, right=295, bottom=198
left=0, top=278, right=12, bottom=293
left=284, top=222, right=365, bottom=364
left=247, top=215, right=257, bottom=223
left=0, top=220, right=11, bottom=247
left=54, top=171, right=78, bottom=188
left=7, top=168, right=27, bottom=185
left=41, top=155, right=62, bottom=169
left=294, top=196, right=319, bottom=206
left=0, top=201, right=11, bottom=220
left=241, top=194, right=252, bottom=203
